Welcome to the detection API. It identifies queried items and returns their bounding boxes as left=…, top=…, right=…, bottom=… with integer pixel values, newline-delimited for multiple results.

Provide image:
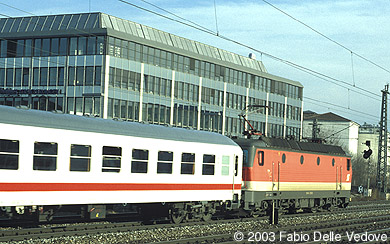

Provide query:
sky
left=1, top=0, right=389, bottom=126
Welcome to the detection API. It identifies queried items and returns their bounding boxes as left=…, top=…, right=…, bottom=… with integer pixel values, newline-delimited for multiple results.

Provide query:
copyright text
left=233, top=231, right=387, bottom=242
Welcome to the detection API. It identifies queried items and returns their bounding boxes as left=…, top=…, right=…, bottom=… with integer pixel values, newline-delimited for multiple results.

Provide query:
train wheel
left=169, top=207, right=186, bottom=224
left=202, top=212, right=212, bottom=222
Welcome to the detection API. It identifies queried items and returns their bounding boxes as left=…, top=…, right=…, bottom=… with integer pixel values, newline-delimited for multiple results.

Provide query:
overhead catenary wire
left=118, top=0, right=381, bottom=100
left=260, top=0, right=390, bottom=75
left=1, top=0, right=385, bottom=121
left=1, top=0, right=382, bottom=101
left=304, top=96, right=379, bottom=121
left=303, top=100, right=379, bottom=124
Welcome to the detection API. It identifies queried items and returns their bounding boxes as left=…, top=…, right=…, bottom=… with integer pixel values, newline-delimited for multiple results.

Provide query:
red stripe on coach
left=0, top=183, right=242, bottom=192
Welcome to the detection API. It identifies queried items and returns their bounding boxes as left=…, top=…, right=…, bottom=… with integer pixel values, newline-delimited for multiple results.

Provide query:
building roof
left=303, top=111, right=353, bottom=122
left=0, top=105, right=238, bottom=146
left=0, top=12, right=303, bottom=87
left=0, top=13, right=269, bottom=74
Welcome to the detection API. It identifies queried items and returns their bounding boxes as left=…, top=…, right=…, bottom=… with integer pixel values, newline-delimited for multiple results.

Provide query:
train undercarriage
left=0, top=191, right=349, bottom=225
left=0, top=199, right=239, bottom=224
left=242, top=190, right=350, bottom=217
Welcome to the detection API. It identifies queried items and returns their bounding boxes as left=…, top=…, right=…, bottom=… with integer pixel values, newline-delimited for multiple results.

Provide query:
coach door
left=336, top=166, right=342, bottom=190
left=272, top=152, right=280, bottom=191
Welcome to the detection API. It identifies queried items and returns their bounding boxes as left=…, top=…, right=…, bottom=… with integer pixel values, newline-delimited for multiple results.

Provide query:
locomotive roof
left=234, top=137, right=349, bottom=156
left=0, top=105, right=238, bottom=146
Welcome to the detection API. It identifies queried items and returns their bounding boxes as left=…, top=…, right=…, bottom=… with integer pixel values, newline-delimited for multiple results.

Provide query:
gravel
left=3, top=209, right=390, bottom=244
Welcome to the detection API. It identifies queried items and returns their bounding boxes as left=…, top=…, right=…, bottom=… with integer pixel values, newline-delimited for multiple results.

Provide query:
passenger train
left=0, top=105, right=351, bottom=223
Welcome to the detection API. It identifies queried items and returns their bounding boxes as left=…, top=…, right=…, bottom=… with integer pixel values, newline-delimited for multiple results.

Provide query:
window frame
left=0, top=139, right=19, bottom=170
left=131, top=149, right=149, bottom=173
left=202, top=154, right=215, bottom=175
left=181, top=152, right=195, bottom=175
left=33, top=141, right=58, bottom=171
left=102, top=146, right=122, bottom=173
left=157, top=151, right=173, bottom=174
left=221, top=155, right=230, bottom=176
left=70, top=144, right=91, bottom=172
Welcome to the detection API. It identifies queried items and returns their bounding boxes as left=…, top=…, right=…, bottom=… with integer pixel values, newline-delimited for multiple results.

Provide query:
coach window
left=257, top=151, right=264, bottom=166
left=33, top=142, right=58, bottom=171
left=157, top=151, right=173, bottom=174
left=221, top=155, right=230, bottom=176
left=0, top=139, right=19, bottom=170
left=202, top=154, right=215, bottom=175
left=181, top=153, right=195, bottom=175
left=132, top=149, right=148, bottom=173
left=70, top=144, right=91, bottom=172
left=102, top=146, right=121, bottom=173
left=347, top=159, right=351, bottom=171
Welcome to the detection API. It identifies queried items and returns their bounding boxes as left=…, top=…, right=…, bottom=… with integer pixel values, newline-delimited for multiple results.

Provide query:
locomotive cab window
left=33, top=142, right=58, bottom=171
left=347, top=159, right=351, bottom=171
left=202, top=154, right=215, bottom=175
left=70, top=144, right=91, bottom=172
left=0, top=139, right=19, bottom=170
left=102, top=146, right=121, bottom=173
left=257, top=150, right=264, bottom=166
left=157, top=151, right=173, bottom=174
left=132, top=149, right=149, bottom=173
left=181, top=153, right=195, bottom=175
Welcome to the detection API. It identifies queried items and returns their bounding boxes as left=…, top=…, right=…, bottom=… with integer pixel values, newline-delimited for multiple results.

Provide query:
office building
left=0, top=12, right=303, bottom=138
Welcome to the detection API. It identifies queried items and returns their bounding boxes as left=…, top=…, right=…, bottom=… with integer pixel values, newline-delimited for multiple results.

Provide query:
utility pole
left=377, top=84, right=389, bottom=194
left=309, top=119, right=321, bottom=143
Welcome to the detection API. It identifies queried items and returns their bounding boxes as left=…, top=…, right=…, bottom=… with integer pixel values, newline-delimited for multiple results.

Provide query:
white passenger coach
left=0, top=105, right=242, bottom=222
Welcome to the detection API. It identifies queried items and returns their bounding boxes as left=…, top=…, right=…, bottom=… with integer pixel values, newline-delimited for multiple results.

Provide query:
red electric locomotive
left=234, top=137, right=351, bottom=216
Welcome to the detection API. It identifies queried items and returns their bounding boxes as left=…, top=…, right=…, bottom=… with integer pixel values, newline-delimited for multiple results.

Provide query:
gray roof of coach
left=234, top=137, right=348, bottom=156
left=0, top=106, right=237, bottom=146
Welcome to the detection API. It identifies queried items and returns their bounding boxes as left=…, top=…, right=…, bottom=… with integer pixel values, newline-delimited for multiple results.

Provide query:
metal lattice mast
left=377, top=84, right=389, bottom=193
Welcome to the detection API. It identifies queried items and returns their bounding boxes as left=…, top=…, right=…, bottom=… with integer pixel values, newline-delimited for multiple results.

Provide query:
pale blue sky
left=1, top=0, right=389, bottom=125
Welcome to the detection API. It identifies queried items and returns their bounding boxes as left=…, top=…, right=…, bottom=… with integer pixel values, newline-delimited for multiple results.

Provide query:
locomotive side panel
left=238, top=138, right=351, bottom=212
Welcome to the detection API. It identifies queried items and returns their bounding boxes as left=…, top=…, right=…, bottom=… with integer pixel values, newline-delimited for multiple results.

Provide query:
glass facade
left=0, top=13, right=303, bottom=138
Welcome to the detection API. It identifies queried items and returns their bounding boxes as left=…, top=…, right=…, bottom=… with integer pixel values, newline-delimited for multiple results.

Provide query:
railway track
left=1, top=201, right=390, bottom=243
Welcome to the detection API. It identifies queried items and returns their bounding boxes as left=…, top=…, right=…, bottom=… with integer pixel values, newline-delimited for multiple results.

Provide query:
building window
left=0, top=139, right=19, bottom=170
left=33, top=142, right=58, bottom=171
left=69, top=37, right=78, bottom=55
left=181, top=153, right=195, bottom=175
left=157, top=151, right=173, bottom=174
left=202, top=154, right=215, bottom=175
left=70, top=144, right=91, bottom=172
left=102, top=146, right=121, bottom=173
left=6, top=69, right=13, bottom=86
left=49, top=67, right=57, bottom=86
left=59, top=38, right=68, bottom=55
left=131, top=149, right=148, bottom=173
